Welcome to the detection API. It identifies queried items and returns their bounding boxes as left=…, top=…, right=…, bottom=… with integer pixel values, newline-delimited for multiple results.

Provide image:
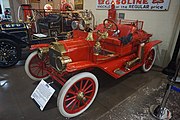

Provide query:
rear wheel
left=57, top=72, right=98, bottom=118
left=141, top=47, right=156, bottom=72
left=0, top=39, right=21, bottom=68
left=25, top=51, right=50, bottom=81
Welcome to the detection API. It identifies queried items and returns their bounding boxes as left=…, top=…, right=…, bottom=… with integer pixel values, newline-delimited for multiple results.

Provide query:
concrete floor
left=0, top=60, right=180, bottom=120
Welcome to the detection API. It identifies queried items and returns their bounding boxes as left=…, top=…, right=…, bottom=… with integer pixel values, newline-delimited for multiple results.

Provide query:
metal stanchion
left=150, top=58, right=180, bottom=120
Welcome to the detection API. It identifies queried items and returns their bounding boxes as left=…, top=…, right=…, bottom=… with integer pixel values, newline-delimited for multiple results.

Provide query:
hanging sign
left=31, top=79, right=55, bottom=111
left=96, top=0, right=170, bottom=10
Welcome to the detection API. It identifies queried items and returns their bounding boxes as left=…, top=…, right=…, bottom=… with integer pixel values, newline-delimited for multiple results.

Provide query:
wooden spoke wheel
left=57, top=72, right=98, bottom=118
left=142, top=47, right=156, bottom=72
left=25, top=51, right=50, bottom=81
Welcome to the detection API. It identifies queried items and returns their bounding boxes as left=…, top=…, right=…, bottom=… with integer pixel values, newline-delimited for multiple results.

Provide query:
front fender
left=0, top=32, right=28, bottom=47
left=30, top=44, right=49, bottom=50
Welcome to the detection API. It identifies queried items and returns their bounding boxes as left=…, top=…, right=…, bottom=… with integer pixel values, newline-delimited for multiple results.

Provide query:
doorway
left=0, top=0, right=12, bottom=22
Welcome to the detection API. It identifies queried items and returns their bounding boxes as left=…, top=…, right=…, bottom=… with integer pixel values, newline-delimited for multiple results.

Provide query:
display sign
left=31, top=80, right=55, bottom=111
left=96, top=0, right=170, bottom=10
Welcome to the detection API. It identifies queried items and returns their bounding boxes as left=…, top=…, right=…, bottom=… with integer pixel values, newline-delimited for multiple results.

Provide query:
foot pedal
left=114, top=68, right=126, bottom=75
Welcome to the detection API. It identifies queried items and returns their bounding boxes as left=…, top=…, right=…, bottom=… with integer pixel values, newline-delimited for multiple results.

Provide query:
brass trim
left=55, top=56, right=72, bottom=71
left=86, top=32, right=94, bottom=41
left=50, top=42, right=66, bottom=54
left=77, top=92, right=86, bottom=101
left=38, top=47, right=49, bottom=59
left=125, top=57, right=140, bottom=70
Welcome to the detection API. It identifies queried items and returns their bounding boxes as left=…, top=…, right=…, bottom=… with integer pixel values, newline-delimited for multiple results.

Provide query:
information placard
left=31, top=80, right=55, bottom=111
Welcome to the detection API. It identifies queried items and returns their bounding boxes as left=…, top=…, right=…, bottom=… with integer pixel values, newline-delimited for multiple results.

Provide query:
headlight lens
left=55, top=56, right=72, bottom=71
left=71, top=20, right=79, bottom=30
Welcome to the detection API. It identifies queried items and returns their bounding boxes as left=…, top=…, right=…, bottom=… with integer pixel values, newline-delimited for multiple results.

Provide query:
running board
left=114, top=68, right=126, bottom=75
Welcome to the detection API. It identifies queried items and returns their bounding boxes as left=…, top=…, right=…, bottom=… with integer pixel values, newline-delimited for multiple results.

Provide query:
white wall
left=0, top=0, right=5, bottom=16
left=84, top=0, right=180, bottom=67
left=0, top=0, right=10, bottom=13
left=0, top=0, right=10, bottom=19
left=3, top=0, right=10, bottom=8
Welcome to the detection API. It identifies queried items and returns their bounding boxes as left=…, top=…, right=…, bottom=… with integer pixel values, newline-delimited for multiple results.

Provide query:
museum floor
left=0, top=58, right=180, bottom=120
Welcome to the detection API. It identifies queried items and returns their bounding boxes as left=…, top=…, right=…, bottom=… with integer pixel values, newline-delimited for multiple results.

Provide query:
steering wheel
left=103, top=19, right=118, bottom=33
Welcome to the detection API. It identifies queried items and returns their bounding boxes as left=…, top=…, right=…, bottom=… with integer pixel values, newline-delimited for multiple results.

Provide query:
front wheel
left=0, top=39, right=21, bottom=68
left=57, top=72, right=98, bottom=118
left=141, top=47, right=156, bottom=72
left=25, top=51, right=50, bottom=81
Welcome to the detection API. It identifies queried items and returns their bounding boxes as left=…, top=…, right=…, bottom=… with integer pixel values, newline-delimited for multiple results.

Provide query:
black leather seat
left=37, top=14, right=62, bottom=36
left=36, top=13, right=81, bottom=37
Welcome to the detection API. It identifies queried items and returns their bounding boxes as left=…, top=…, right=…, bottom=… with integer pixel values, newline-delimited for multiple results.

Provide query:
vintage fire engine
left=25, top=2, right=161, bottom=118
left=0, top=4, right=94, bottom=68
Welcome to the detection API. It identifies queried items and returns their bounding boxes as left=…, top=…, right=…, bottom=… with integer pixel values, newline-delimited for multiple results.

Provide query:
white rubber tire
left=25, top=51, right=49, bottom=81
left=57, top=72, right=98, bottom=118
left=141, top=47, right=156, bottom=72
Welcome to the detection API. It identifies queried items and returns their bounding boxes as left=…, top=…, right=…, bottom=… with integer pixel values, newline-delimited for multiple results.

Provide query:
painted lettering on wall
left=96, top=0, right=170, bottom=10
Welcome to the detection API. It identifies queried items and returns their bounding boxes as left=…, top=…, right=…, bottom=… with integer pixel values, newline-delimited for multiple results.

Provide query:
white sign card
left=31, top=79, right=55, bottom=111
left=96, top=0, right=170, bottom=10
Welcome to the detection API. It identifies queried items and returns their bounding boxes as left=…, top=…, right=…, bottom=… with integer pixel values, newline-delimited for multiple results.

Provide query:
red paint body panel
left=30, top=44, right=49, bottom=50
left=61, top=39, right=91, bottom=62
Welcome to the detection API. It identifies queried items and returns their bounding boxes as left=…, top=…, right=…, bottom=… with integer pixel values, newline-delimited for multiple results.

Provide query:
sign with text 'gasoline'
left=96, top=0, right=170, bottom=10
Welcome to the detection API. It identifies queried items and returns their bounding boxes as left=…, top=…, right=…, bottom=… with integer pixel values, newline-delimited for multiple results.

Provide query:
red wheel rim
left=29, top=54, right=49, bottom=78
left=144, top=49, right=155, bottom=69
left=63, top=77, right=96, bottom=114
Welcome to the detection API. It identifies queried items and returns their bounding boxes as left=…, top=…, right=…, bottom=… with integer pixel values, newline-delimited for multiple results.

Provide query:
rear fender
left=143, top=40, right=162, bottom=61
left=30, top=44, right=49, bottom=51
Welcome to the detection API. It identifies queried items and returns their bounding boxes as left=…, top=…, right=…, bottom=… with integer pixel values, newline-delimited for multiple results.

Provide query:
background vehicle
left=25, top=17, right=161, bottom=118
left=0, top=8, right=94, bottom=68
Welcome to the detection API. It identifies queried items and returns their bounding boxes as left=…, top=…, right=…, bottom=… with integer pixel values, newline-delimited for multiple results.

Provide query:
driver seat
left=117, top=25, right=136, bottom=45
left=118, top=24, right=135, bottom=38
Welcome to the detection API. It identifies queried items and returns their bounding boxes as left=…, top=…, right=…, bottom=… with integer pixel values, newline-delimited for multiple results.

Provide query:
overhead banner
left=96, top=0, right=170, bottom=10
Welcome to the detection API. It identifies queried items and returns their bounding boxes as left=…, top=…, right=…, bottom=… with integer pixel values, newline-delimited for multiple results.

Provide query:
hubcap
left=77, top=92, right=86, bottom=101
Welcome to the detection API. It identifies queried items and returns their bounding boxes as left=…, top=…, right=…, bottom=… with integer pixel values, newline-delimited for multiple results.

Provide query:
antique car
left=25, top=18, right=161, bottom=118
left=0, top=9, right=94, bottom=68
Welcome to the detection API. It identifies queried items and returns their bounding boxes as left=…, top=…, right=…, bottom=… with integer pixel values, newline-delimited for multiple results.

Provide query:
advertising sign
left=96, top=0, right=170, bottom=10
